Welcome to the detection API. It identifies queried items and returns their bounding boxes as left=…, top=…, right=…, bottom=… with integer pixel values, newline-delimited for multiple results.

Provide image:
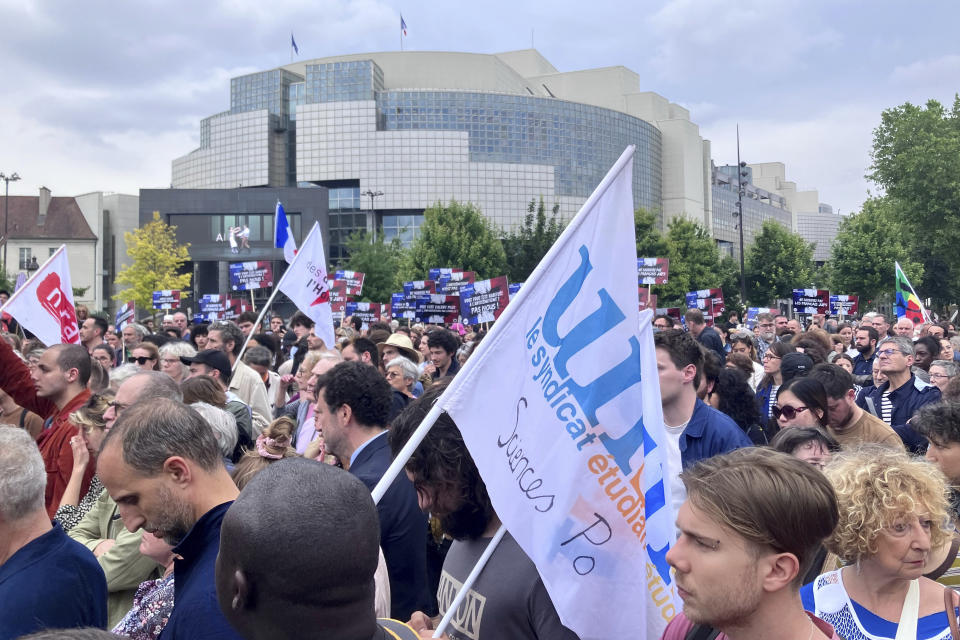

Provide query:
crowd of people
left=4, top=303, right=960, bottom=639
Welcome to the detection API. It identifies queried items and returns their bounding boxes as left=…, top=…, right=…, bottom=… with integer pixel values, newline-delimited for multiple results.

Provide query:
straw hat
left=377, top=333, right=422, bottom=364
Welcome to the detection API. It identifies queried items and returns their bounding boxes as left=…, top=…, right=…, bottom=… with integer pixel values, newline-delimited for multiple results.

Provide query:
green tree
left=401, top=200, right=508, bottom=281
left=744, top=220, right=815, bottom=306
left=827, top=196, right=925, bottom=303
left=114, top=212, right=191, bottom=310
left=657, top=218, right=725, bottom=307
left=634, top=208, right=669, bottom=259
left=502, top=197, right=566, bottom=283
left=868, top=96, right=960, bottom=307
left=343, top=229, right=407, bottom=302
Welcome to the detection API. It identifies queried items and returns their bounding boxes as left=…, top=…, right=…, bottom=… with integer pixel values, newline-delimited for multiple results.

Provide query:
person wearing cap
left=780, top=351, right=814, bottom=384
left=183, top=350, right=258, bottom=450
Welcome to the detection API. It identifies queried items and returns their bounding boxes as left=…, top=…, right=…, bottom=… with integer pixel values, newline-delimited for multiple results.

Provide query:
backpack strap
left=377, top=618, right=421, bottom=640
left=685, top=624, right=722, bottom=640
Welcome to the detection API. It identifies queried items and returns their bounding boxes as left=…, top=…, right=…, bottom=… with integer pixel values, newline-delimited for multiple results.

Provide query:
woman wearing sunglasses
left=128, top=342, right=159, bottom=372
left=774, top=376, right=830, bottom=430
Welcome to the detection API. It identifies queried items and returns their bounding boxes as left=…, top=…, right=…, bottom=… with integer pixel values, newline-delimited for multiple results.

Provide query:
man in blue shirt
left=98, top=398, right=242, bottom=640
left=0, top=428, right=107, bottom=640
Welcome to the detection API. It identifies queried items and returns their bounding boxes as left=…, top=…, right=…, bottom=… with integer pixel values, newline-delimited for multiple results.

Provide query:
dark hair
left=316, top=361, right=391, bottom=427
left=654, top=329, right=703, bottom=388
left=250, top=332, right=279, bottom=357
left=163, top=327, right=182, bottom=340
left=90, top=316, right=108, bottom=336
left=180, top=375, right=227, bottom=407
left=769, top=426, right=841, bottom=456
left=290, top=311, right=315, bottom=329
left=54, top=344, right=92, bottom=387
left=210, top=321, right=244, bottom=356
left=426, top=329, right=459, bottom=356
left=711, top=368, right=764, bottom=442
left=728, top=332, right=758, bottom=360
left=833, top=353, right=854, bottom=369
left=101, top=398, right=222, bottom=473
left=914, top=335, right=941, bottom=361
left=390, top=383, right=495, bottom=540
left=809, top=363, right=854, bottom=400
left=912, top=402, right=960, bottom=447
left=92, top=343, right=115, bottom=362
left=792, top=335, right=829, bottom=364
left=654, top=314, right=676, bottom=328
left=776, top=376, right=830, bottom=427
left=701, top=348, right=721, bottom=391
left=189, top=323, right=209, bottom=350
left=368, top=321, right=391, bottom=334
left=237, top=311, right=259, bottom=326
left=141, top=334, right=171, bottom=349
left=348, top=315, right=363, bottom=332
left=857, top=325, right=879, bottom=344
left=759, top=341, right=797, bottom=389
left=726, top=352, right=756, bottom=379
left=350, top=337, right=379, bottom=364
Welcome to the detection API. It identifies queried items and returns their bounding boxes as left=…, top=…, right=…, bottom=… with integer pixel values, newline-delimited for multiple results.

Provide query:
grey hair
left=128, top=371, right=184, bottom=403
left=160, top=341, right=197, bottom=380
left=244, top=346, right=272, bottom=368
left=950, top=336, right=960, bottom=350
left=0, top=426, right=46, bottom=521
left=878, top=335, right=914, bottom=357
left=101, top=398, right=222, bottom=474
left=386, top=356, right=418, bottom=383
left=931, top=360, right=959, bottom=378
left=129, top=323, right=149, bottom=339
left=317, top=350, right=344, bottom=364
left=209, top=321, right=244, bottom=355
left=109, top=363, right=142, bottom=389
left=190, top=402, right=238, bottom=459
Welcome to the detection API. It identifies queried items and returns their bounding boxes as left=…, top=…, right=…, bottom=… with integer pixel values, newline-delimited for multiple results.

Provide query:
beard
left=856, top=343, right=873, bottom=355
left=150, top=485, right=195, bottom=546
left=437, top=500, right=492, bottom=541
left=681, top=564, right=764, bottom=628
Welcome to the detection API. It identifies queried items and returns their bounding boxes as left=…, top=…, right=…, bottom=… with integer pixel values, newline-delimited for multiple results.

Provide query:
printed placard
left=391, top=293, right=420, bottom=319
left=344, top=302, right=382, bottom=330
left=152, top=290, right=181, bottom=310
left=333, top=270, right=365, bottom=296
left=437, top=270, right=476, bottom=295
left=829, top=294, right=859, bottom=316
left=115, top=301, right=136, bottom=331
left=403, top=280, right=437, bottom=297
left=230, top=261, right=274, bottom=291
left=415, top=294, right=460, bottom=324
left=460, top=276, right=510, bottom=324
left=637, top=258, right=670, bottom=285
left=792, top=289, right=830, bottom=315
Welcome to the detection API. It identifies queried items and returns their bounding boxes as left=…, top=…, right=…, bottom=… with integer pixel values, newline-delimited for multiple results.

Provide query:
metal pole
left=0, top=173, right=21, bottom=280
left=735, top=127, right=747, bottom=309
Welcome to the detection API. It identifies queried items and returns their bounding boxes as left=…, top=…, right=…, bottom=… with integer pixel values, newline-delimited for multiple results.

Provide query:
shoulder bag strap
left=926, top=532, right=960, bottom=581
left=945, top=587, right=960, bottom=640
left=684, top=624, right=722, bottom=640
left=894, top=579, right=920, bottom=640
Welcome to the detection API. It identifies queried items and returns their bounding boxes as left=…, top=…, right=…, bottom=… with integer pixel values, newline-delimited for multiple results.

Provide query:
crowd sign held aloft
left=459, top=276, right=509, bottom=324
left=685, top=288, right=725, bottom=324
left=637, top=258, right=669, bottom=285
left=379, top=147, right=678, bottom=640
left=509, top=282, right=523, bottom=299
left=656, top=307, right=683, bottom=323
left=415, top=294, right=460, bottom=325
left=437, top=270, right=476, bottom=295
left=333, top=270, right=365, bottom=296
left=792, top=289, right=830, bottom=315
left=230, top=261, right=274, bottom=291
left=829, top=294, right=859, bottom=316
left=428, top=267, right=462, bottom=280
left=404, top=280, right=436, bottom=297
left=197, top=294, right=247, bottom=322
left=152, top=290, right=181, bottom=310
left=344, top=302, right=382, bottom=330
left=390, top=293, right=420, bottom=320
left=115, top=301, right=136, bottom=332
left=1, top=246, right=81, bottom=345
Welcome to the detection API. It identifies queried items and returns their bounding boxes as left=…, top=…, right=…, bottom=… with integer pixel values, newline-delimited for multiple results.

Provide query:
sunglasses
left=127, top=356, right=155, bottom=365
left=772, top=405, right=809, bottom=420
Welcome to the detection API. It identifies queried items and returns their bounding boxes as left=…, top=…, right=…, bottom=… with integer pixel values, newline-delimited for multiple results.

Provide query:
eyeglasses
left=771, top=405, right=810, bottom=420
left=757, top=323, right=774, bottom=329
left=127, top=356, right=155, bottom=365
left=876, top=348, right=903, bottom=358
left=762, top=354, right=781, bottom=361
left=929, top=373, right=952, bottom=380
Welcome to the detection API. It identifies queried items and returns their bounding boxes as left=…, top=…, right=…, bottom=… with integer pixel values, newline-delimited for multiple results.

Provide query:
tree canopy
left=744, top=220, right=815, bottom=306
left=400, top=200, right=508, bottom=281
left=342, top=229, right=406, bottom=303
left=502, top=197, right=566, bottom=283
left=114, top=212, right=191, bottom=310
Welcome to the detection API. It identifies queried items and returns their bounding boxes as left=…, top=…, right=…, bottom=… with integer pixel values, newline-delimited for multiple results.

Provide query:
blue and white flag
left=437, top=146, right=678, bottom=639
left=290, top=33, right=299, bottom=55
left=274, top=201, right=297, bottom=264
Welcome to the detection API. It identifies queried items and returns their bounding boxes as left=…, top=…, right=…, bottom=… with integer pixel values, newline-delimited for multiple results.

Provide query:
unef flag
left=1, top=245, right=80, bottom=345
left=277, top=222, right=335, bottom=349
left=438, top=147, right=678, bottom=639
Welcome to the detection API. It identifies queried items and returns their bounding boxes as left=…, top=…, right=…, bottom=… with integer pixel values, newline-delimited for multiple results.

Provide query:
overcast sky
left=1, top=0, right=958, bottom=216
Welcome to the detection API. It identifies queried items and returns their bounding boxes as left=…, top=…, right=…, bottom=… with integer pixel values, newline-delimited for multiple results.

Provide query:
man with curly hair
left=314, top=361, right=427, bottom=621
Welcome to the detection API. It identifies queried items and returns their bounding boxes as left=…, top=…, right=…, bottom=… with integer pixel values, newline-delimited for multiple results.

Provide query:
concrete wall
left=8, top=240, right=97, bottom=305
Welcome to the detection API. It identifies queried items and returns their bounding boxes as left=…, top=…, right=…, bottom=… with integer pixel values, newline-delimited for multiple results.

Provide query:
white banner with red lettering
left=1, top=245, right=80, bottom=345
left=277, top=222, right=335, bottom=349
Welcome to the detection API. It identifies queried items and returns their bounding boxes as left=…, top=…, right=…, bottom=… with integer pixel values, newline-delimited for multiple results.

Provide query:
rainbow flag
left=895, top=261, right=929, bottom=323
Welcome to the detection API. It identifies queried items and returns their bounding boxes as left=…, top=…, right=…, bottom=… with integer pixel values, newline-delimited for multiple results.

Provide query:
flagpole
left=431, top=524, right=507, bottom=638
left=371, top=145, right=635, bottom=503
left=0, top=244, right=66, bottom=314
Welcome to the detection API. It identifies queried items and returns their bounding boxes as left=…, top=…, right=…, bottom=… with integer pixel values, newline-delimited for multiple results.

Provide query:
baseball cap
left=780, top=352, right=814, bottom=383
left=180, top=349, right=232, bottom=381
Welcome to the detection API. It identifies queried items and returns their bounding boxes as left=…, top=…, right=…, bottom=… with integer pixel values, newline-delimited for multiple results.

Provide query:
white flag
left=277, top=222, right=335, bottom=349
left=2, top=245, right=80, bottom=346
left=439, top=147, right=679, bottom=639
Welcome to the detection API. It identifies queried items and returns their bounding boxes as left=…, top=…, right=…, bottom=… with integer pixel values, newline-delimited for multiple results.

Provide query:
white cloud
left=890, top=54, right=960, bottom=87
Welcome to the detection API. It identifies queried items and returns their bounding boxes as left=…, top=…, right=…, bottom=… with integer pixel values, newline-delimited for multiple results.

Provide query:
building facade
left=173, top=49, right=713, bottom=260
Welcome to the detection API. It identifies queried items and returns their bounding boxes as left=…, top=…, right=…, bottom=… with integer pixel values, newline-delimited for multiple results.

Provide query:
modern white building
left=172, top=49, right=713, bottom=261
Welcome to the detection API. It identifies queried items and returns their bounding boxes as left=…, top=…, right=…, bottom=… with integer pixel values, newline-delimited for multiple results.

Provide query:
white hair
left=160, top=341, right=197, bottom=380
left=0, top=426, right=46, bottom=521
left=190, top=402, right=238, bottom=459
left=386, top=356, right=418, bottom=383
left=109, top=363, right=142, bottom=390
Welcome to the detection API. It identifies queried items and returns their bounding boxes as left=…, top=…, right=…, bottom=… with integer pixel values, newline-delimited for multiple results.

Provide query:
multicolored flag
left=274, top=201, right=297, bottom=264
left=895, top=261, right=929, bottom=324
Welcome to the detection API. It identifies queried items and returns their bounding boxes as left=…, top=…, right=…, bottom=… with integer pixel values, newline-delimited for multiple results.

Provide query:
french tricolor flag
left=274, top=201, right=297, bottom=264
left=401, top=15, right=407, bottom=36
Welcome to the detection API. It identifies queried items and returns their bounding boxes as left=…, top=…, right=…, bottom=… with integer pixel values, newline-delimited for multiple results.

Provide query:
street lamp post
left=362, top=189, right=383, bottom=241
left=733, top=128, right=747, bottom=309
left=0, top=172, right=21, bottom=280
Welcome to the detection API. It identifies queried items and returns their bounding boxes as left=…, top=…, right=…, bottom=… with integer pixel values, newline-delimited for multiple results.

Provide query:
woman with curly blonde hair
left=801, top=445, right=958, bottom=639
